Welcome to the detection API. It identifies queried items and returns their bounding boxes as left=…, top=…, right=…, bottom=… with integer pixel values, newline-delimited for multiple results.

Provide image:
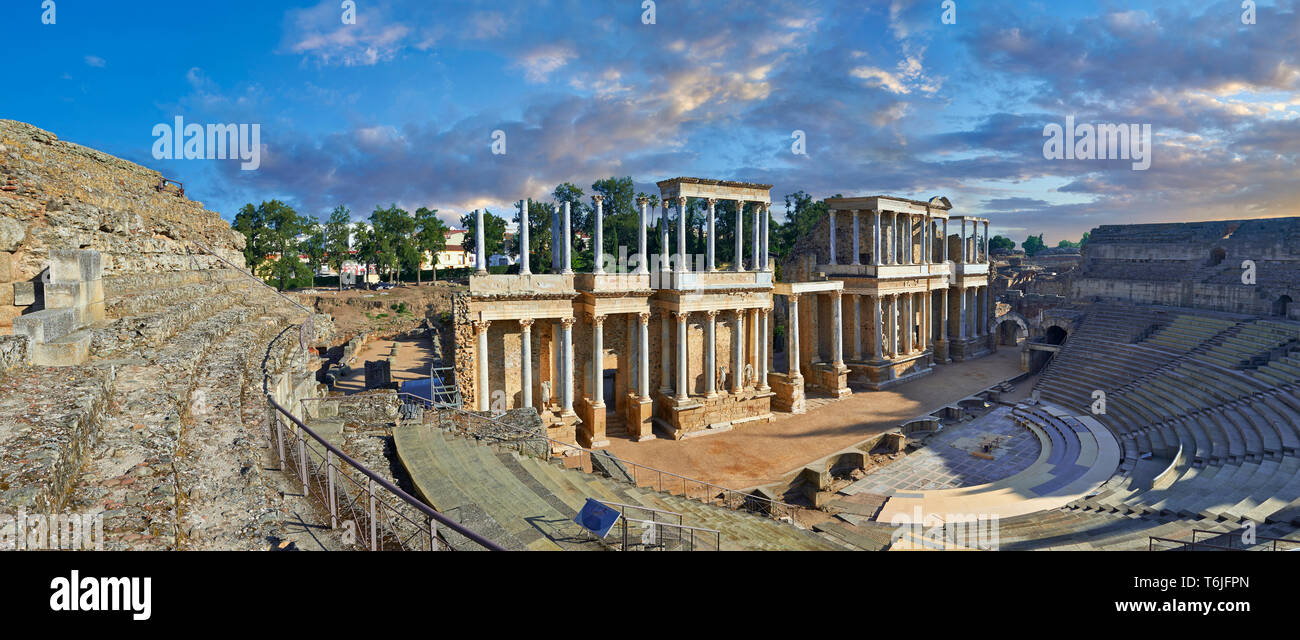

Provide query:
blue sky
left=2, top=0, right=1298, bottom=245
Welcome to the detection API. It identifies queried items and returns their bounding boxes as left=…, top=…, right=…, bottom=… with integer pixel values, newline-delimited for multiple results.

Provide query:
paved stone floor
left=843, top=405, right=1040, bottom=495
left=335, top=334, right=437, bottom=394
left=604, top=348, right=1025, bottom=489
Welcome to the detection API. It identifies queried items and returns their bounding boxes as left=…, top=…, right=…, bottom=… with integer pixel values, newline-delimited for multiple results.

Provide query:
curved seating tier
left=394, top=425, right=845, bottom=551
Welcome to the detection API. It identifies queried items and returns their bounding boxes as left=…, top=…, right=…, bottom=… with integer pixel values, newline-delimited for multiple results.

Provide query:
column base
left=933, top=339, right=951, bottom=364
left=625, top=397, right=655, bottom=441
left=577, top=399, right=608, bottom=448
left=654, top=390, right=772, bottom=439
left=847, top=353, right=935, bottom=390
left=807, top=362, right=852, bottom=398
left=769, top=373, right=806, bottom=414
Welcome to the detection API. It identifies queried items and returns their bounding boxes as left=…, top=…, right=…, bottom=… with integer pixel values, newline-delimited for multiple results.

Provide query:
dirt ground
left=604, top=348, right=1027, bottom=490
left=333, top=333, right=440, bottom=394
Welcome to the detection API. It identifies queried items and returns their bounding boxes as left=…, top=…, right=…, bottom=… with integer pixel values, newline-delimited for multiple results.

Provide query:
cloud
left=84, top=55, right=105, bottom=68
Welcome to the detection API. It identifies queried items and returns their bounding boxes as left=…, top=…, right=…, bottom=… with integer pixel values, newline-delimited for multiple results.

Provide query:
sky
left=2, top=0, right=1298, bottom=246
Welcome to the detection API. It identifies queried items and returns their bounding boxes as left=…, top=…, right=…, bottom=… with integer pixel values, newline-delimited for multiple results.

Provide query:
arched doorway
left=1208, top=247, right=1226, bottom=267
left=1273, top=295, right=1293, bottom=318
left=1044, top=325, right=1068, bottom=345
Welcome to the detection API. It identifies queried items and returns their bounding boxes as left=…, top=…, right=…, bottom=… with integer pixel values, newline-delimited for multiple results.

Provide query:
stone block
left=12, top=307, right=78, bottom=344
left=0, top=252, right=11, bottom=282
left=13, top=281, right=36, bottom=306
left=626, top=399, right=654, bottom=441
left=49, top=249, right=102, bottom=283
left=0, top=217, right=24, bottom=252
left=31, top=330, right=91, bottom=366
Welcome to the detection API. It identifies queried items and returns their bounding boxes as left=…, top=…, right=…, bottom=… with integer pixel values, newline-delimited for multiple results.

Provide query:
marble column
left=551, top=205, right=561, bottom=272
left=592, top=195, right=605, bottom=274
left=958, top=288, right=968, bottom=339
left=942, top=217, right=949, bottom=263
left=562, top=202, right=573, bottom=274
left=828, top=209, right=837, bottom=265
left=676, top=197, right=688, bottom=274
left=636, top=197, right=649, bottom=274
left=887, top=295, right=898, bottom=357
left=519, top=199, right=530, bottom=275
left=758, top=308, right=770, bottom=391
left=706, top=198, right=717, bottom=271
left=675, top=311, right=689, bottom=402
left=941, top=288, right=950, bottom=344
left=959, top=219, right=967, bottom=263
left=660, top=311, right=672, bottom=394
left=903, top=294, right=914, bottom=354
left=637, top=313, right=651, bottom=400
left=705, top=310, right=718, bottom=398
left=660, top=201, right=670, bottom=275
left=873, top=209, right=882, bottom=266
left=852, top=211, right=861, bottom=265
left=752, top=201, right=760, bottom=272
left=519, top=319, right=533, bottom=408
left=475, top=320, right=490, bottom=410
left=591, top=314, right=604, bottom=406
left=873, top=295, right=884, bottom=361
left=734, top=201, right=745, bottom=272
left=761, top=204, right=771, bottom=271
left=561, top=317, right=575, bottom=414
left=832, top=290, right=844, bottom=367
left=850, top=294, right=862, bottom=360
left=732, top=310, right=744, bottom=393
left=788, top=295, right=801, bottom=378
left=474, top=209, right=487, bottom=275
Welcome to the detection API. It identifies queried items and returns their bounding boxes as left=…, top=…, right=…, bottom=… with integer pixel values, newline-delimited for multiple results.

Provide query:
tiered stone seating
left=0, top=268, right=320, bottom=550
left=394, top=425, right=845, bottom=551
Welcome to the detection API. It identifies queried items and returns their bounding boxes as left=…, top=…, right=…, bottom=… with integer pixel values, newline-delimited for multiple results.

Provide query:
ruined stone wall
left=0, top=119, right=246, bottom=330
left=1072, top=217, right=1300, bottom=318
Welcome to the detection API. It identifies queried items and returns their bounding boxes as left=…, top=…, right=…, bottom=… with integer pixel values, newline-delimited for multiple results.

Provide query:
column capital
left=672, top=310, right=690, bottom=322
left=518, top=318, right=534, bottom=330
left=706, top=197, right=718, bottom=207
left=636, top=196, right=649, bottom=206
left=591, top=194, right=604, bottom=204
left=675, top=196, right=687, bottom=207
left=472, top=319, right=491, bottom=332
left=831, top=289, right=843, bottom=300
left=705, top=309, right=720, bottom=319
left=588, top=312, right=606, bottom=326
left=637, top=311, right=651, bottom=325
left=759, top=307, right=771, bottom=318
left=560, top=316, right=575, bottom=328
left=733, top=308, right=746, bottom=320
left=788, top=292, right=800, bottom=303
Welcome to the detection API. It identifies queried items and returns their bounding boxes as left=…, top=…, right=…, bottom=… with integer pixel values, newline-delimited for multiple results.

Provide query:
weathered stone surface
left=0, top=216, right=24, bottom=252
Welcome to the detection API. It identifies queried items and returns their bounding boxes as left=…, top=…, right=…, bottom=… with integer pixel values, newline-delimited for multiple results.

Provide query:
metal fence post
left=298, top=433, right=308, bottom=495
left=276, top=415, right=286, bottom=470
left=429, top=517, right=438, bottom=551
left=368, top=477, right=378, bottom=551
left=327, top=450, right=337, bottom=529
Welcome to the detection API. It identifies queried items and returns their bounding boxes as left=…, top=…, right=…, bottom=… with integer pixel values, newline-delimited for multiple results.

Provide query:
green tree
left=1079, top=231, right=1090, bottom=248
left=414, top=207, right=448, bottom=284
left=1023, top=234, right=1046, bottom=256
left=369, top=204, right=416, bottom=282
left=323, top=205, right=353, bottom=290
left=461, top=209, right=507, bottom=269
left=772, top=190, right=832, bottom=264
left=590, top=176, right=638, bottom=270
left=233, top=199, right=312, bottom=291
left=301, top=221, right=327, bottom=282
left=989, top=235, right=1016, bottom=253
left=353, top=224, right=379, bottom=284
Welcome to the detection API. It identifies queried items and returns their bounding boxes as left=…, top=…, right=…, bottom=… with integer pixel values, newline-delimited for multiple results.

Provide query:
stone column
left=734, top=201, right=744, bottom=272
left=828, top=209, right=837, bottom=265
left=551, top=205, right=561, bottom=272
left=676, top=197, right=688, bottom=273
left=940, top=288, right=950, bottom=344
left=592, top=195, right=605, bottom=274
left=475, top=320, right=490, bottom=410
left=904, top=215, right=912, bottom=264
left=705, top=310, right=719, bottom=398
left=851, top=294, right=862, bottom=360
left=561, top=317, right=575, bottom=415
left=873, top=295, right=884, bottom=361
left=474, top=209, right=487, bottom=275
left=852, top=211, right=861, bottom=265
left=591, top=314, right=604, bottom=406
left=706, top=198, right=717, bottom=271
left=675, top=311, right=689, bottom=402
left=942, top=217, right=949, bottom=263
left=761, top=203, right=771, bottom=271
left=636, top=197, right=649, bottom=274
left=732, top=309, right=745, bottom=393
left=752, top=201, right=760, bottom=273
left=562, top=201, right=573, bottom=274
left=873, top=209, right=882, bottom=266
left=660, top=311, right=672, bottom=394
left=660, top=201, right=670, bottom=275
left=892, top=212, right=901, bottom=264
left=958, top=288, right=968, bottom=339
left=519, top=199, right=530, bottom=275
left=887, top=295, right=897, bottom=357
left=984, top=220, right=990, bottom=263
left=758, top=308, right=770, bottom=391
left=903, top=294, right=914, bottom=354
left=832, top=290, right=844, bottom=367
left=788, top=294, right=801, bottom=378
left=638, top=313, right=651, bottom=400
left=959, top=218, right=967, bottom=263
left=519, top=319, right=533, bottom=408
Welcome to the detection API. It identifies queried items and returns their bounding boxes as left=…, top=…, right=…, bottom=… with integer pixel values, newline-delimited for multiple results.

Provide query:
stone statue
left=540, top=380, right=552, bottom=407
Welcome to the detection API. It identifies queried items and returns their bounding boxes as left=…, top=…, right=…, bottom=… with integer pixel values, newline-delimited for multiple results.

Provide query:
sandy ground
left=333, top=333, right=439, bottom=394
left=604, top=348, right=1027, bottom=490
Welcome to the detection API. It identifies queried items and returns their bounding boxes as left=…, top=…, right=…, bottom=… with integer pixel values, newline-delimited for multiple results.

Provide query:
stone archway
left=992, top=312, right=1030, bottom=346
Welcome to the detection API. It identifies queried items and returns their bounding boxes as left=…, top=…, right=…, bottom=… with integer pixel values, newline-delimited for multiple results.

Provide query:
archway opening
left=1273, top=295, right=1293, bottom=318
left=1208, top=247, right=1226, bottom=267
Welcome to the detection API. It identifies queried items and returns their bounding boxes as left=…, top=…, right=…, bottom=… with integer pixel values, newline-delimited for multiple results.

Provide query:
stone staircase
left=394, top=425, right=845, bottom=551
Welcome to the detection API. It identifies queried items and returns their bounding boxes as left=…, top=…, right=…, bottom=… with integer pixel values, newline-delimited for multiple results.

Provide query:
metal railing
left=186, top=240, right=503, bottom=551
left=1148, top=536, right=1236, bottom=551
left=599, top=501, right=721, bottom=551
left=1190, top=529, right=1300, bottom=551
left=262, top=326, right=504, bottom=551
left=440, top=407, right=804, bottom=523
